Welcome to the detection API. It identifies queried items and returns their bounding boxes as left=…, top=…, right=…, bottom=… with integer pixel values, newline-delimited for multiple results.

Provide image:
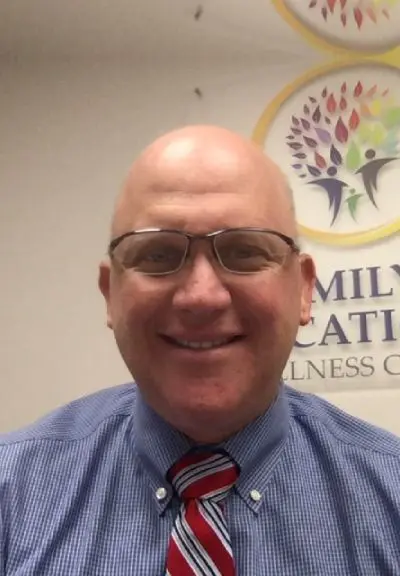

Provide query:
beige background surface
left=1, top=1, right=399, bottom=434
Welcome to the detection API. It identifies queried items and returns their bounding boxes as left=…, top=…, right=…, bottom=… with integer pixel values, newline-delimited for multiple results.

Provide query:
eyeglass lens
left=112, top=230, right=291, bottom=274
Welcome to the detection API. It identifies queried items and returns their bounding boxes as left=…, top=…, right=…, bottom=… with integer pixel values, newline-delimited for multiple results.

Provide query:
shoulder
left=285, top=384, right=400, bottom=461
left=0, top=382, right=137, bottom=445
left=0, top=383, right=138, bottom=470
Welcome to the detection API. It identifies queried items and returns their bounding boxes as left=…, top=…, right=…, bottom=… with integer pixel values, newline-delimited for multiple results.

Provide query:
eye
left=228, top=245, right=271, bottom=259
left=122, top=244, right=184, bottom=273
left=219, top=243, right=274, bottom=262
left=142, top=247, right=182, bottom=263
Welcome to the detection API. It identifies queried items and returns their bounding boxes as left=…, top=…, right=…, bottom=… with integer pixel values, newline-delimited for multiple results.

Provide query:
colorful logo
left=308, top=0, right=399, bottom=29
left=288, top=80, right=400, bottom=224
left=253, top=61, right=400, bottom=245
left=273, top=0, right=400, bottom=53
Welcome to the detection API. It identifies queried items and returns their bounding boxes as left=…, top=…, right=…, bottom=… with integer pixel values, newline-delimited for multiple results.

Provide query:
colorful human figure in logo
left=286, top=78, right=400, bottom=224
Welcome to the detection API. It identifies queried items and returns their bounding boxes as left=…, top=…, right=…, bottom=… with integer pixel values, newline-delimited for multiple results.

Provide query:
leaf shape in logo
left=341, top=82, right=347, bottom=94
left=349, top=109, right=360, bottom=131
left=288, top=142, right=303, bottom=150
left=357, top=121, right=371, bottom=143
left=304, top=136, right=318, bottom=148
left=327, top=0, right=336, bottom=13
left=292, top=164, right=303, bottom=170
left=382, top=107, right=400, bottom=129
left=360, top=103, right=371, bottom=118
left=370, top=99, right=383, bottom=117
left=304, top=105, right=310, bottom=116
left=330, top=144, right=342, bottom=166
left=382, top=128, right=398, bottom=151
left=315, top=152, right=327, bottom=169
left=366, top=7, right=376, bottom=24
left=301, top=118, right=311, bottom=131
left=327, top=94, right=337, bottom=114
left=315, top=127, right=331, bottom=144
left=292, top=116, right=300, bottom=126
left=292, top=128, right=302, bottom=135
left=354, top=8, right=363, bottom=29
left=335, top=118, right=349, bottom=143
left=340, top=97, right=347, bottom=111
left=307, top=165, right=321, bottom=177
left=354, top=81, right=363, bottom=98
left=370, top=125, right=386, bottom=147
left=345, top=141, right=362, bottom=171
left=312, top=106, right=322, bottom=124
left=293, top=153, right=307, bottom=159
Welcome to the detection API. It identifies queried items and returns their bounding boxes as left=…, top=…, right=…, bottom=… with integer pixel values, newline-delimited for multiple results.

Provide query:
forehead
left=114, top=145, right=292, bottom=235
left=131, top=191, right=277, bottom=233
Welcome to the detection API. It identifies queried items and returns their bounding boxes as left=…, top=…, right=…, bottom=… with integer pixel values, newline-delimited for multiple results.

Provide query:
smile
left=162, top=335, right=243, bottom=351
left=175, top=338, right=232, bottom=350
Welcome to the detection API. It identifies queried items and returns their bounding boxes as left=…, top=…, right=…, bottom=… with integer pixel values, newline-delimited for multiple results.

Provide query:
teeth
left=176, top=338, right=230, bottom=350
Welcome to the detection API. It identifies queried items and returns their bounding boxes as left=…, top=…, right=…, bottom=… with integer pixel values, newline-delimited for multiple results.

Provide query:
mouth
left=161, top=334, right=245, bottom=351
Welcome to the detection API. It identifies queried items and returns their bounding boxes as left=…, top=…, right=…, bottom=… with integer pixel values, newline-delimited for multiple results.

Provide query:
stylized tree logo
left=286, top=81, right=400, bottom=224
left=308, top=0, right=400, bottom=29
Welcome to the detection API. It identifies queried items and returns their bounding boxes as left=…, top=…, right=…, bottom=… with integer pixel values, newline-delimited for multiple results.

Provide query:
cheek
left=110, top=295, right=159, bottom=372
left=110, top=280, right=167, bottom=339
left=241, top=278, right=302, bottom=336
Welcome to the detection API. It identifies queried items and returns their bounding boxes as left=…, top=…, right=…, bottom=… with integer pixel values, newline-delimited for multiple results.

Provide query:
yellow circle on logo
left=252, top=58, right=400, bottom=246
left=272, top=0, right=400, bottom=57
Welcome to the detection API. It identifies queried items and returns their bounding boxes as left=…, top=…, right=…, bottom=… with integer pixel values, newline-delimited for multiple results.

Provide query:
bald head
left=111, top=125, right=296, bottom=239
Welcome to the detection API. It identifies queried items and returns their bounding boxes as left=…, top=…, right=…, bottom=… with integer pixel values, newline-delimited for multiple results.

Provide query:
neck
left=177, top=394, right=281, bottom=444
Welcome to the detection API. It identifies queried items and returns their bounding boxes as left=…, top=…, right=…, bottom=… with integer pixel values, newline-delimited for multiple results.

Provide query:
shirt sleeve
left=0, top=503, right=5, bottom=576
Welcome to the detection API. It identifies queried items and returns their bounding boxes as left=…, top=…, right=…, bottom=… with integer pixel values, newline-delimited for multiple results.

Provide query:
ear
left=98, top=259, right=113, bottom=329
left=298, top=253, right=316, bottom=327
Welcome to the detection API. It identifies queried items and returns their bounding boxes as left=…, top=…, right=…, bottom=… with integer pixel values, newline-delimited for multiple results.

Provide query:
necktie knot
left=168, top=450, right=239, bottom=502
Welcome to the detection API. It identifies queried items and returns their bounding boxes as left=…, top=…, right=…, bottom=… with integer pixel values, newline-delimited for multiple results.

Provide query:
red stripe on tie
left=165, top=450, right=238, bottom=576
left=187, top=500, right=235, bottom=575
left=167, top=537, right=196, bottom=576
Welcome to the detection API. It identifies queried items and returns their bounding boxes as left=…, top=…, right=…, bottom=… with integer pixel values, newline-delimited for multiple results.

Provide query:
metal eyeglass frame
left=108, top=227, right=300, bottom=275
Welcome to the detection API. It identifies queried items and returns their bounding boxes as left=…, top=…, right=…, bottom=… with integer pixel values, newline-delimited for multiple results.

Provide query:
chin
left=171, top=391, right=242, bottom=419
left=169, top=399, right=246, bottom=444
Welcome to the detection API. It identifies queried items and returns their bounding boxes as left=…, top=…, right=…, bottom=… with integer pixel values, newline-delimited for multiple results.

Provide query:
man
left=1, top=125, right=399, bottom=575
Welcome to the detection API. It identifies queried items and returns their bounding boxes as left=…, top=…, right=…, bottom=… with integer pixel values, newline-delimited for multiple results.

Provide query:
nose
left=172, top=252, right=232, bottom=318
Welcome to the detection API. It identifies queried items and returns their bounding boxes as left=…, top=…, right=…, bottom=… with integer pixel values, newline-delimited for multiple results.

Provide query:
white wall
left=1, top=56, right=399, bottom=434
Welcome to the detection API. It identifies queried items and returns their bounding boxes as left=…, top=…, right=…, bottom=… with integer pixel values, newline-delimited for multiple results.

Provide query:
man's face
left=100, top=138, right=315, bottom=441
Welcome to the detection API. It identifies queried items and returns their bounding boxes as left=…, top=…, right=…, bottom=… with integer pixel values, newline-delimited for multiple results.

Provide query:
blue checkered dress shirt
left=1, top=382, right=400, bottom=575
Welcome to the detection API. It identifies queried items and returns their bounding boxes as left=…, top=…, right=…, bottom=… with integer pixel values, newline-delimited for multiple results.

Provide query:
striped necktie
left=166, top=450, right=239, bottom=576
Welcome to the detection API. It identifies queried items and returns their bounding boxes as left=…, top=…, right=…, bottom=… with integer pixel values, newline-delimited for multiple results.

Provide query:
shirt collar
left=223, top=383, right=290, bottom=512
left=133, top=383, right=290, bottom=515
left=133, top=392, right=192, bottom=514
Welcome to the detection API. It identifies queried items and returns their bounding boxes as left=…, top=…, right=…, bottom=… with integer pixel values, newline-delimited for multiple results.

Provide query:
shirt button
left=156, top=487, right=167, bottom=501
left=250, top=489, right=262, bottom=502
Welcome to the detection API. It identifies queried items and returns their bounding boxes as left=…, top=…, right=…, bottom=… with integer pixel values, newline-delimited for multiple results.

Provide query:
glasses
left=108, top=227, right=299, bottom=276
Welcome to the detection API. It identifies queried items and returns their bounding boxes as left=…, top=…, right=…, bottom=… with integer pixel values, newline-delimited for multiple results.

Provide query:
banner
left=253, top=0, right=400, bottom=392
